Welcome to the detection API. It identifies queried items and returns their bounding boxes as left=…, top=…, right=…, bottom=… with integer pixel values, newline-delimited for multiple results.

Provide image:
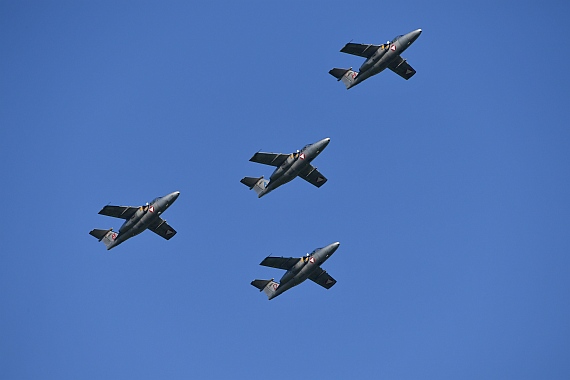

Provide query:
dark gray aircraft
left=329, top=28, right=422, bottom=89
left=240, top=137, right=330, bottom=198
left=251, top=242, right=340, bottom=300
left=89, top=191, right=180, bottom=250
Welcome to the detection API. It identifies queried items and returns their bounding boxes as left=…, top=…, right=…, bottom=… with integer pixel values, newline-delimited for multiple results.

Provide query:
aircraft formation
left=89, top=28, right=422, bottom=300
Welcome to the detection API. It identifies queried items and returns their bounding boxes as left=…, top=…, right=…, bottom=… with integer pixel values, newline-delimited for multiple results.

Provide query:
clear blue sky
left=2, top=1, right=570, bottom=379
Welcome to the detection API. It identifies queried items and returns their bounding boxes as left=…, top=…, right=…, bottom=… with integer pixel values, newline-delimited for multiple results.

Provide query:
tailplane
left=240, top=176, right=269, bottom=197
left=251, top=279, right=279, bottom=300
left=89, top=228, right=117, bottom=249
left=329, top=67, right=358, bottom=89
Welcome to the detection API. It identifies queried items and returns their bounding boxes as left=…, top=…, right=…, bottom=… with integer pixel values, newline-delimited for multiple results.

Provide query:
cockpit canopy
left=392, top=35, right=403, bottom=43
left=301, top=144, right=312, bottom=151
left=150, top=197, right=160, bottom=204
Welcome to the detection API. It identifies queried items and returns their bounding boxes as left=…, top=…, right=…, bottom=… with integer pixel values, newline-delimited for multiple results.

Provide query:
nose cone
left=169, top=191, right=180, bottom=202
left=316, top=137, right=331, bottom=151
left=408, top=28, right=422, bottom=43
left=326, top=241, right=340, bottom=255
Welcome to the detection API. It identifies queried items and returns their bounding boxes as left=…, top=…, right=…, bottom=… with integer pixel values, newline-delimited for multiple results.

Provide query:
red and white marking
left=149, top=206, right=154, bottom=213
left=111, top=233, right=117, bottom=240
left=390, top=44, right=396, bottom=51
left=299, top=153, right=306, bottom=160
left=309, top=256, right=315, bottom=263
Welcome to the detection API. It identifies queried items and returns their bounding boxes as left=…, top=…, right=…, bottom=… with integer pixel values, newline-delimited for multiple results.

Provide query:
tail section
left=251, top=279, right=279, bottom=300
left=329, top=67, right=358, bottom=89
left=240, top=176, right=268, bottom=197
left=89, top=228, right=117, bottom=249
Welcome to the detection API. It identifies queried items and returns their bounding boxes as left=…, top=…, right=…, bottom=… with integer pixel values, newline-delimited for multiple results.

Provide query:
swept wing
left=98, top=205, right=139, bottom=220
left=387, top=56, right=416, bottom=80
left=309, top=267, right=337, bottom=289
left=148, top=218, right=177, bottom=240
left=260, top=256, right=301, bottom=270
left=298, top=165, right=327, bottom=188
left=249, top=152, right=290, bottom=167
left=340, top=43, right=381, bottom=58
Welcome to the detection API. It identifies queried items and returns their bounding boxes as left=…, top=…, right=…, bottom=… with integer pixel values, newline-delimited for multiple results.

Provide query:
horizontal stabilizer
left=240, top=176, right=268, bottom=197
left=251, top=279, right=279, bottom=299
left=329, top=68, right=357, bottom=89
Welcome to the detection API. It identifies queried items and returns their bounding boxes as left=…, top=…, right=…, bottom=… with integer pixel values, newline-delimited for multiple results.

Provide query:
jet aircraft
left=89, top=191, right=180, bottom=250
left=329, top=28, right=422, bottom=89
left=251, top=242, right=340, bottom=300
left=240, top=137, right=330, bottom=198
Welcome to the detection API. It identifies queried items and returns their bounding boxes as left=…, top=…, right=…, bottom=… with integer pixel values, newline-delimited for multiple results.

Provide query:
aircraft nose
left=319, top=137, right=331, bottom=149
left=170, top=191, right=180, bottom=201
left=409, top=28, right=422, bottom=42
left=328, top=241, right=340, bottom=253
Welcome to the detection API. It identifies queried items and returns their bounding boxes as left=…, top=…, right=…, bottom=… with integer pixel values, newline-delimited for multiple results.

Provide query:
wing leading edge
left=309, top=267, right=337, bottom=289
left=340, top=42, right=381, bottom=58
left=260, top=256, right=301, bottom=270
left=98, top=205, right=139, bottom=220
left=249, top=152, right=290, bottom=167
left=298, top=165, right=327, bottom=188
left=387, top=56, right=416, bottom=80
left=148, top=218, right=177, bottom=240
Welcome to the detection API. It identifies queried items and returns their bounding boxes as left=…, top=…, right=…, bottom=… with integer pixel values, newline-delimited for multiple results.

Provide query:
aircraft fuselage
left=350, top=28, right=422, bottom=88
left=107, top=191, right=180, bottom=250
left=269, top=242, right=340, bottom=299
left=259, top=137, right=330, bottom=198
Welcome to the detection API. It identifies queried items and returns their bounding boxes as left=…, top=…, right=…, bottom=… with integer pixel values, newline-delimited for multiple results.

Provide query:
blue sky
left=1, top=1, right=570, bottom=379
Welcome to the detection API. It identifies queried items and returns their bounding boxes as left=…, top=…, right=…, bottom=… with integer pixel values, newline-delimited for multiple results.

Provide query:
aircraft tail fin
left=251, top=279, right=279, bottom=300
left=329, top=67, right=357, bottom=89
left=89, top=228, right=116, bottom=249
left=240, top=176, right=268, bottom=197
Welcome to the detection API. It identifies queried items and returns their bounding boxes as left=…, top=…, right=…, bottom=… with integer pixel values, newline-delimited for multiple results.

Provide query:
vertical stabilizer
left=251, top=279, right=280, bottom=300
left=89, top=228, right=117, bottom=249
left=240, top=176, right=269, bottom=197
left=329, top=67, right=358, bottom=89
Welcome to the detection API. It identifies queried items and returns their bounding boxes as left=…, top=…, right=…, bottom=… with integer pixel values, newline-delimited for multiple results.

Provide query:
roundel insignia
left=111, top=233, right=117, bottom=240
left=309, top=256, right=315, bottom=263
left=149, top=206, right=154, bottom=213
left=390, top=44, right=396, bottom=51
left=299, top=153, right=306, bottom=160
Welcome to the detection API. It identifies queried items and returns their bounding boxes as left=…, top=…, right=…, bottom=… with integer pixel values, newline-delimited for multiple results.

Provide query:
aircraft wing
left=148, top=217, right=177, bottom=240
left=249, top=152, right=290, bottom=167
left=98, top=205, right=139, bottom=220
left=298, top=165, right=327, bottom=188
left=309, top=267, right=337, bottom=289
left=340, top=42, right=380, bottom=58
left=260, top=256, right=301, bottom=270
left=387, top=56, right=416, bottom=80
